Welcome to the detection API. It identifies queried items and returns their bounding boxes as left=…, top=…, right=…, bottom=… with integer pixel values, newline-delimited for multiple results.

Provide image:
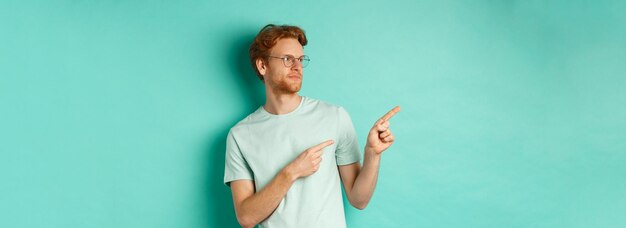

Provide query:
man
left=224, top=24, right=400, bottom=228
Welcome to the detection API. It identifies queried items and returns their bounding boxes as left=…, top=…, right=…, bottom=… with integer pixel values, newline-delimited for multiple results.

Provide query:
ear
left=256, top=58, right=267, bottom=77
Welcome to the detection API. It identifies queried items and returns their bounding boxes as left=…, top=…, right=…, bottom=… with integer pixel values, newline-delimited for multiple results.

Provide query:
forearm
left=350, top=148, right=381, bottom=208
left=237, top=168, right=297, bottom=227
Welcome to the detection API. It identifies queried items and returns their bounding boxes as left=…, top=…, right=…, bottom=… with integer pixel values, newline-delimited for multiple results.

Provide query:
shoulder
left=228, top=108, right=266, bottom=137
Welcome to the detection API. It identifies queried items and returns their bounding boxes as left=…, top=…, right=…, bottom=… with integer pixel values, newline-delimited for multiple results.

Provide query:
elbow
left=347, top=192, right=372, bottom=210
left=236, top=215, right=256, bottom=228
left=353, top=203, right=368, bottom=210
left=350, top=199, right=370, bottom=210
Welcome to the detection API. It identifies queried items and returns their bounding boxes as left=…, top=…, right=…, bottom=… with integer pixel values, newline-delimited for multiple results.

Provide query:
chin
left=277, top=82, right=302, bottom=94
left=291, top=83, right=302, bottom=93
left=284, top=87, right=301, bottom=94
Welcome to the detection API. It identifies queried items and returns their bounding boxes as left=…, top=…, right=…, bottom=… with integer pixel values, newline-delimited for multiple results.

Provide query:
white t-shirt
left=224, top=96, right=361, bottom=228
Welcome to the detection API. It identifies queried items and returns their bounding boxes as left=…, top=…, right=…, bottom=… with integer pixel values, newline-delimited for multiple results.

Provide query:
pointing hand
left=365, top=106, right=400, bottom=155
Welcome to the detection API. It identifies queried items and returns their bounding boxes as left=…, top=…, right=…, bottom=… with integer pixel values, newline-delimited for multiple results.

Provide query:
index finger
left=310, top=140, right=335, bottom=152
left=379, top=106, right=401, bottom=122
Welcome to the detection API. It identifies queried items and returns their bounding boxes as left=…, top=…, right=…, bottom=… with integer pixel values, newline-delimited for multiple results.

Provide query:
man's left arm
left=339, top=106, right=400, bottom=210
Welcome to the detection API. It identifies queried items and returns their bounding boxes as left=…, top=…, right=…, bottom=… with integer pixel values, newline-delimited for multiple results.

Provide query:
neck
left=264, top=90, right=302, bottom=115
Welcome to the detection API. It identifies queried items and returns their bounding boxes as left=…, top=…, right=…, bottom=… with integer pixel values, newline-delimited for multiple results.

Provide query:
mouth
left=287, top=74, right=302, bottom=80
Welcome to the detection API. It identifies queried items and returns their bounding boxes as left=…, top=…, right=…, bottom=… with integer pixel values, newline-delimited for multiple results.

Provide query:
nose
left=291, top=60, right=303, bottom=71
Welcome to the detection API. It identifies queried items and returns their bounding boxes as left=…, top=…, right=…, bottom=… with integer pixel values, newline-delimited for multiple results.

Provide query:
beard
left=270, top=75, right=302, bottom=94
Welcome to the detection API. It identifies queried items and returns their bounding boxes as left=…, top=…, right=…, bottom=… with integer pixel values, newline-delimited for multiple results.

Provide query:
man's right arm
left=230, top=170, right=295, bottom=228
left=229, top=140, right=334, bottom=228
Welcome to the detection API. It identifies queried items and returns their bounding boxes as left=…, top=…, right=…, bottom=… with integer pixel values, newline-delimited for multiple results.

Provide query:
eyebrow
left=275, top=54, right=306, bottom=58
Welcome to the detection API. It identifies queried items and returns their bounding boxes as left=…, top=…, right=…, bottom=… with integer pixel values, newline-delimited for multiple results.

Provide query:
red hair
left=249, top=24, right=308, bottom=80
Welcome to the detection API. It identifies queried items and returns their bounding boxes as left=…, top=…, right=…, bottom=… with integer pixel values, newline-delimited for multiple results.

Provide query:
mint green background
left=2, top=1, right=625, bottom=227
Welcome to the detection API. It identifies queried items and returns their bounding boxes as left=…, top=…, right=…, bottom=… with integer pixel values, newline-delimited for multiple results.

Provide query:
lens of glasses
left=273, top=55, right=310, bottom=68
left=298, top=56, right=310, bottom=68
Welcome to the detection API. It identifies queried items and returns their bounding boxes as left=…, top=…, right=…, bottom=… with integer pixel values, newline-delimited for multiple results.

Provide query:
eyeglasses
left=268, top=55, right=310, bottom=68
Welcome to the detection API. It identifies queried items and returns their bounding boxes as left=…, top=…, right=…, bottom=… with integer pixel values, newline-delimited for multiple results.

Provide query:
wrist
left=281, top=165, right=299, bottom=182
left=364, top=148, right=382, bottom=163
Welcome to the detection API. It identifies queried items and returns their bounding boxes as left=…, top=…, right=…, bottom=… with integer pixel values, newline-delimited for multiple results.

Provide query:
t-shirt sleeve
left=223, top=129, right=254, bottom=186
left=335, top=107, right=362, bottom=166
